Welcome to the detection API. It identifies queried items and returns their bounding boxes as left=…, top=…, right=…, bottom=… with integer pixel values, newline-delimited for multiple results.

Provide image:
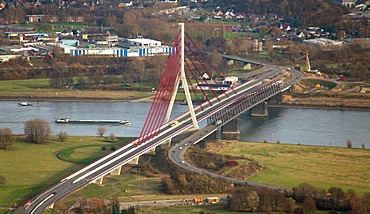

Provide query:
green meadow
left=218, top=142, right=370, bottom=194
left=0, top=136, right=132, bottom=207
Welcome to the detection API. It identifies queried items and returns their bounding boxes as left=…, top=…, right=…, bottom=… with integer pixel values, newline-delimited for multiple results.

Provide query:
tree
left=57, top=131, right=68, bottom=142
left=49, top=62, right=74, bottom=89
left=3, top=5, right=25, bottom=24
left=206, top=161, right=216, bottom=170
left=121, top=206, right=135, bottom=214
left=108, top=133, right=116, bottom=142
left=303, top=197, right=317, bottom=214
left=0, top=128, right=15, bottom=149
left=328, top=187, right=345, bottom=199
left=112, top=196, right=120, bottom=214
left=230, top=188, right=259, bottom=212
left=97, top=126, right=106, bottom=137
left=24, top=118, right=51, bottom=144
left=347, top=140, right=352, bottom=148
left=293, top=182, right=321, bottom=203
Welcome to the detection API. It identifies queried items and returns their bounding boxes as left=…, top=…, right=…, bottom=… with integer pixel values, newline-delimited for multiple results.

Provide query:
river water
left=0, top=101, right=369, bottom=148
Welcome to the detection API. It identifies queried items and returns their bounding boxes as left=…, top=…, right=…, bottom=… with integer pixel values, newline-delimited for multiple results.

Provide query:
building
left=70, top=46, right=175, bottom=57
left=303, top=38, right=343, bottom=50
left=336, top=0, right=356, bottom=7
left=26, top=15, right=84, bottom=23
left=27, top=15, right=58, bottom=23
left=127, top=38, right=161, bottom=47
left=59, top=39, right=80, bottom=46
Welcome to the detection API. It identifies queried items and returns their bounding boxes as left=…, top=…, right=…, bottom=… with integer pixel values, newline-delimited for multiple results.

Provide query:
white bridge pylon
left=165, top=23, right=199, bottom=130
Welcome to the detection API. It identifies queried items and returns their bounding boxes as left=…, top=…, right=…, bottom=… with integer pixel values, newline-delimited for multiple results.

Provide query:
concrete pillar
left=146, top=146, right=156, bottom=155
left=204, top=129, right=219, bottom=143
left=111, top=166, right=122, bottom=176
left=268, top=92, right=282, bottom=104
left=128, top=156, right=139, bottom=165
left=160, top=139, right=172, bottom=148
left=226, top=59, right=234, bottom=65
left=221, top=119, right=240, bottom=140
left=243, top=63, right=252, bottom=70
left=95, top=176, right=104, bottom=185
left=198, top=140, right=207, bottom=149
left=251, top=101, right=268, bottom=117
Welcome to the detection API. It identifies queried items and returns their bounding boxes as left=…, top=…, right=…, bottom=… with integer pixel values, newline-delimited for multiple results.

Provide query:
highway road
left=22, top=58, right=302, bottom=214
left=167, top=55, right=303, bottom=192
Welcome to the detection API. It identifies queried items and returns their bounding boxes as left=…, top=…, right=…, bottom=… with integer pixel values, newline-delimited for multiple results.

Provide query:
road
left=22, top=57, right=302, bottom=214
left=168, top=55, right=303, bottom=191
left=168, top=127, right=283, bottom=190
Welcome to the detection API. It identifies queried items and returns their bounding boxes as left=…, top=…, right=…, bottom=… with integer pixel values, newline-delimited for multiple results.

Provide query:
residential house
left=27, top=15, right=58, bottom=23
left=336, top=0, right=356, bottom=7
left=235, top=13, right=246, bottom=20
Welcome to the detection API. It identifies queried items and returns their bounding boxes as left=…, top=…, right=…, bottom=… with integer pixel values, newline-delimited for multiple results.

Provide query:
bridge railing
left=207, top=82, right=281, bottom=125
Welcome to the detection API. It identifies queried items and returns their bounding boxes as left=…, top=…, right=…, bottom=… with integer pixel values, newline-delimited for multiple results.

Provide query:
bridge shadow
left=238, top=107, right=287, bottom=142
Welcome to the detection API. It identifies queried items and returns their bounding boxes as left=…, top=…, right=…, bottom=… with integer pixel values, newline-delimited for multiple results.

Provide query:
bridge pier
left=226, top=59, right=234, bottom=65
left=198, top=140, right=207, bottom=149
left=95, top=177, right=104, bottom=185
left=251, top=101, right=268, bottom=117
left=221, top=119, right=240, bottom=140
left=243, top=63, right=252, bottom=70
left=268, top=92, right=282, bottom=104
left=128, top=157, right=140, bottom=165
left=160, top=140, right=172, bottom=148
left=111, top=166, right=123, bottom=176
left=204, top=129, right=219, bottom=143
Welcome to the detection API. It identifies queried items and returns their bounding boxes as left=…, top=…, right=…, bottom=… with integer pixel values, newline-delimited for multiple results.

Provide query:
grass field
left=224, top=32, right=253, bottom=39
left=214, top=142, right=370, bottom=195
left=137, top=204, right=241, bottom=214
left=1, top=135, right=369, bottom=211
left=12, top=23, right=95, bottom=33
left=301, top=79, right=338, bottom=89
left=0, top=136, right=130, bottom=207
left=0, top=78, right=151, bottom=100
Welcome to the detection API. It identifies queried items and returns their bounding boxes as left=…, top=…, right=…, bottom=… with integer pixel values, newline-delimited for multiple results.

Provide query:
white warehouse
left=128, top=38, right=161, bottom=47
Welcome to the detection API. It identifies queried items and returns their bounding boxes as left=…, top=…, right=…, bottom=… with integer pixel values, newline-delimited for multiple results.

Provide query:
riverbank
left=281, top=94, right=370, bottom=110
left=1, top=78, right=370, bottom=110
left=2, top=92, right=370, bottom=111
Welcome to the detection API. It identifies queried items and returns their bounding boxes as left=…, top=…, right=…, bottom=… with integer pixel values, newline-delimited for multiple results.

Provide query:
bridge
left=22, top=23, right=302, bottom=214
left=222, top=54, right=264, bottom=66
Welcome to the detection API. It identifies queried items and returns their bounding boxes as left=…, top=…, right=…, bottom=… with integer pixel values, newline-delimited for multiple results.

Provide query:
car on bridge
left=170, top=120, right=179, bottom=127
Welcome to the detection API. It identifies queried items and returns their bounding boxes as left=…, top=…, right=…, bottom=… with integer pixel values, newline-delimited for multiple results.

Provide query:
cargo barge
left=55, top=118, right=130, bottom=125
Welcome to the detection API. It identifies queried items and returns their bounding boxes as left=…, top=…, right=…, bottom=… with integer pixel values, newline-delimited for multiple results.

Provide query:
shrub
left=97, top=126, right=106, bottom=137
left=111, top=146, right=116, bottom=151
left=57, top=131, right=68, bottom=142
left=107, top=133, right=116, bottom=142
left=0, top=128, right=15, bottom=149
left=347, top=140, right=352, bottom=148
left=206, top=161, right=216, bottom=170
left=224, top=160, right=239, bottom=167
left=24, top=118, right=51, bottom=144
left=102, top=146, right=106, bottom=151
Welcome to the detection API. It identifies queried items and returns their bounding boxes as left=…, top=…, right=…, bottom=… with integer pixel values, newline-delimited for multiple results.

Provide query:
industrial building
left=70, top=46, right=175, bottom=57
left=303, top=38, right=343, bottom=50
left=68, top=37, right=174, bottom=57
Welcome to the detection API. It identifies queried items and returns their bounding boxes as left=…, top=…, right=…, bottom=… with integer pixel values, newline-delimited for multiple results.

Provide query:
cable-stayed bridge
left=23, top=23, right=302, bottom=214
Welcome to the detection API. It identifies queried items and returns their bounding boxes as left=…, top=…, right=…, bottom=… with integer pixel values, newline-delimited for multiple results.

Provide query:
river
left=0, top=101, right=369, bottom=148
